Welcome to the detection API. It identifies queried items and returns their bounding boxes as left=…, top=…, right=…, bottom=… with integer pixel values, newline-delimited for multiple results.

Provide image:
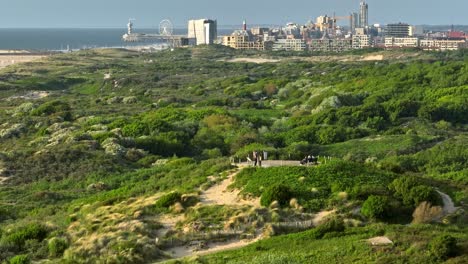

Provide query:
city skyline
left=0, top=0, right=467, bottom=28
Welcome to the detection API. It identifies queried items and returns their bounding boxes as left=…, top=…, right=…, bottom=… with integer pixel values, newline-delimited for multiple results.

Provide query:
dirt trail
left=200, top=170, right=260, bottom=207
left=160, top=165, right=338, bottom=262
left=437, top=191, right=458, bottom=215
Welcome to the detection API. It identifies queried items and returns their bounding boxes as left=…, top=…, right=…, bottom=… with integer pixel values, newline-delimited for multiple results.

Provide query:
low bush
left=260, top=184, right=293, bottom=207
left=48, top=237, right=69, bottom=257
left=429, top=235, right=459, bottom=260
left=2, top=223, right=48, bottom=250
left=155, top=192, right=182, bottom=209
left=311, top=217, right=345, bottom=239
left=8, top=254, right=30, bottom=264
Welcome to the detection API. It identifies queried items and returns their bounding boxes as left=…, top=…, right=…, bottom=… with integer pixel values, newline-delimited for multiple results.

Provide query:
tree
left=361, top=195, right=390, bottom=220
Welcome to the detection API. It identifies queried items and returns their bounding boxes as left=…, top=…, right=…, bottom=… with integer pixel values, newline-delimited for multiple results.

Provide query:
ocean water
left=0, top=28, right=233, bottom=51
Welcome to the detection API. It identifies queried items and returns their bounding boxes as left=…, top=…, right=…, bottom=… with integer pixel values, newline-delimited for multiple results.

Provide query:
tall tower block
left=359, top=1, right=368, bottom=28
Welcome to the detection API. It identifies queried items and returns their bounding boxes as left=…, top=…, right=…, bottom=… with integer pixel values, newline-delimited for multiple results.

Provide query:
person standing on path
left=253, top=151, right=258, bottom=166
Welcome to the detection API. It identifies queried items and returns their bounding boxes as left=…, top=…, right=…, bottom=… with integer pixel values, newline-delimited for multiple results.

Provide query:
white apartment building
left=352, top=34, right=372, bottom=49
left=272, top=39, right=307, bottom=51
left=188, top=19, right=217, bottom=45
left=385, top=37, right=419, bottom=48
left=420, top=39, right=466, bottom=51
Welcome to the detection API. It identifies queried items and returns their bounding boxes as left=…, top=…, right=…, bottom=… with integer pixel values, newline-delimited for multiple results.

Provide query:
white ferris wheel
left=159, top=19, right=174, bottom=36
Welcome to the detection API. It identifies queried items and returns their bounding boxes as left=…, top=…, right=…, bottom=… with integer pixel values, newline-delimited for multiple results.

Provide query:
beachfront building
left=188, top=19, right=218, bottom=45
left=385, top=37, right=419, bottom=48
left=420, top=39, right=466, bottom=51
left=272, top=39, right=307, bottom=51
left=222, top=30, right=272, bottom=50
left=309, top=38, right=352, bottom=52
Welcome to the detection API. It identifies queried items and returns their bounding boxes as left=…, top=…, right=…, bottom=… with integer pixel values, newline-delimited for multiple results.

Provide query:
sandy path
left=437, top=191, right=457, bottom=215
left=168, top=235, right=262, bottom=260
left=200, top=170, right=260, bottom=207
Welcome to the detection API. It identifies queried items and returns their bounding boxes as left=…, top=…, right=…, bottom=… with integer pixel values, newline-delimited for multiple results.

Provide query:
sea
left=0, top=28, right=234, bottom=51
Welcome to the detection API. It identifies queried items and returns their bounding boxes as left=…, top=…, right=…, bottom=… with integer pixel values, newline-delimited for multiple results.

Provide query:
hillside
left=0, top=46, right=467, bottom=263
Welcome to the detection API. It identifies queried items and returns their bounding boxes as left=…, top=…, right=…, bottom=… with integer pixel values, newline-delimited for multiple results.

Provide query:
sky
left=0, top=0, right=467, bottom=28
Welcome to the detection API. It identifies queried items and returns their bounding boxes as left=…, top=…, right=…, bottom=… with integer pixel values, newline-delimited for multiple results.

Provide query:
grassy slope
left=0, top=47, right=466, bottom=263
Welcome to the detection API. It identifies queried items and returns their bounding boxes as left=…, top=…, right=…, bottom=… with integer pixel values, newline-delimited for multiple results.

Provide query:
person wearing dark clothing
left=253, top=151, right=258, bottom=166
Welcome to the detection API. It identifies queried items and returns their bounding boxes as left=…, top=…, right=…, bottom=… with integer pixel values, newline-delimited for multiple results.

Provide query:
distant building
left=188, top=19, right=217, bottom=45
left=409, top=26, right=424, bottom=36
left=316, top=15, right=333, bottom=32
left=309, top=38, right=352, bottom=52
left=420, top=39, right=466, bottom=51
left=359, top=1, right=369, bottom=28
left=386, top=23, right=410, bottom=37
left=355, top=27, right=367, bottom=35
left=350, top=12, right=359, bottom=33
left=447, top=31, right=466, bottom=39
left=352, top=34, right=372, bottom=49
left=222, top=30, right=272, bottom=50
left=251, top=27, right=269, bottom=36
left=272, top=39, right=307, bottom=51
left=385, top=37, right=419, bottom=48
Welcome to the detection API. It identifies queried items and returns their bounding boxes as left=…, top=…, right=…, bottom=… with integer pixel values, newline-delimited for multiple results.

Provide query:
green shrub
left=429, top=235, right=459, bottom=260
left=155, top=192, right=182, bottom=208
left=260, top=184, right=293, bottom=207
left=9, top=254, right=30, bottom=264
left=31, top=100, right=72, bottom=120
left=409, top=185, right=442, bottom=206
left=312, top=217, right=345, bottom=238
left=389, top=177, right=419, bottom=205
left=48, top=237, right=69, bottom=257
left=361, top=195, right=390, bottom=220
left=3, top=223, right=48, bottom=250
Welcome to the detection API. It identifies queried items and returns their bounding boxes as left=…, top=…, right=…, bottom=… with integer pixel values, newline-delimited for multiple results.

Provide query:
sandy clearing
left=7, top=91, right=50, bottom=101
left=361, top=55, right=384, bottom=61
left=226, top=58, right=280, bottom=64
left=0, top=55, right=47, bottom=69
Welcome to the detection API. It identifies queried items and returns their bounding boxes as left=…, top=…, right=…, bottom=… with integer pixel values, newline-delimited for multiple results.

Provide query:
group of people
left=300, top=154, right=318, bottom=165
left=248, top=150, right=267, bottom=167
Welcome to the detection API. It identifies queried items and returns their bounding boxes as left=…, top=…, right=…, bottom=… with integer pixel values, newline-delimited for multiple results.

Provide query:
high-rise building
left=386, top=23, right=411, bottom=37
left=359, top=1, right=368, bottom=28
left=350, top=12, right=359, bottom=33
left=188, top=19, right=217, bottom=45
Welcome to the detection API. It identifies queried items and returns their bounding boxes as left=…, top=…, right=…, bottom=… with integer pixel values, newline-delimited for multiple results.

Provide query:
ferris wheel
left=159, top=19, right=174, bottom=36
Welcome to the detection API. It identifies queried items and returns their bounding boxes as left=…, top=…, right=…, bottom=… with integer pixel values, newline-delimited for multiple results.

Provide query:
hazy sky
left=0, top=0, right=466, bottom=28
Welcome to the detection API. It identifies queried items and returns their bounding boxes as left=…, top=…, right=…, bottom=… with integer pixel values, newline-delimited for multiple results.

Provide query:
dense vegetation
left=0, top=46, right=466, bottom=263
